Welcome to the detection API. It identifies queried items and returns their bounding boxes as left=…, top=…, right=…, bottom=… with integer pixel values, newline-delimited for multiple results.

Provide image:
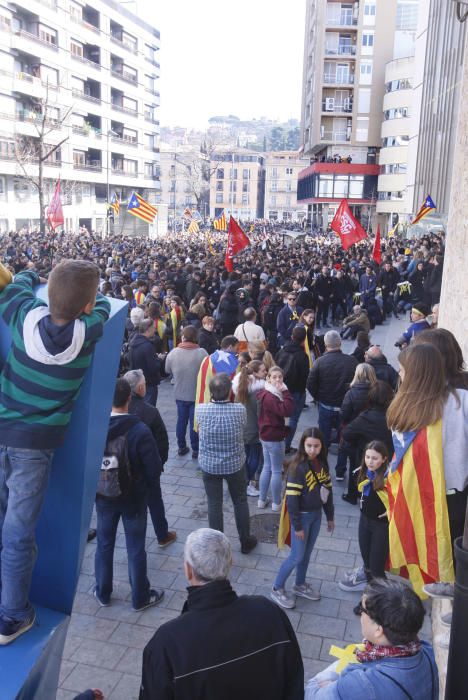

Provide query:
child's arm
left=82, top=294, right=111, bottom=342
left=0, top=269, right=44, bottom=326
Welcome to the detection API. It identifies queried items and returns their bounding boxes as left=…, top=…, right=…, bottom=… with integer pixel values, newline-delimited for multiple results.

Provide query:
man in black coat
left=124, top=369, right=176, bottom=549
left=276, top=326, right=310, bottom=453
left=307, top=330, right=358, bottom=448
left=364, top=345, right=399, bottom=391
left=378, top=261, right=400, bottom=320
left=139, top=528, right=304, bottom=700
left=129, top=319, right=163, bottom=405
left=314, top=265, right=334, bottom=329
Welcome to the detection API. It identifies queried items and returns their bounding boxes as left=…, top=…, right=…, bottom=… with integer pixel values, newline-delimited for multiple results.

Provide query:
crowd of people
left=0, top=221, right=466, bottom=699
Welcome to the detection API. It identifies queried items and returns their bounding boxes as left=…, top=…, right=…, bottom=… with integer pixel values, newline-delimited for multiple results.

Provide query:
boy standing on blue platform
left=0, top=260, right=110, bottom=644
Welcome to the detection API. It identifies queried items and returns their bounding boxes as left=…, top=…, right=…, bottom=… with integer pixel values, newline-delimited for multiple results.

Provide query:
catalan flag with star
left=411, top=195, right=436, bottom=225
left=386, top=421, right=454, bottom=598
left=213, top=210, right=227, bottom=231
left=127, top=192, right=158, bottom=223
left=110, top=192, right=120, bottom=216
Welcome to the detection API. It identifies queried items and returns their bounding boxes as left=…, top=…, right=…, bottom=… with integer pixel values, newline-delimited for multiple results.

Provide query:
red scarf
left=355, top=638, right=421, bottom=663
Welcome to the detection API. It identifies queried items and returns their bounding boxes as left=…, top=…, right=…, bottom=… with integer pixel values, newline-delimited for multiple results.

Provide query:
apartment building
left=264, top=151, right=309, bottom=222
left=0, top=0, right=160, bottom=234
left=298, top=0, right=397, bottom=230
left=209, top=148, right=265, bottom=220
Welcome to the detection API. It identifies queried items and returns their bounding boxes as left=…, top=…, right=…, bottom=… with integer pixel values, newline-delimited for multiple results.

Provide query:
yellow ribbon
left=329, top=643, right=365, bottom=672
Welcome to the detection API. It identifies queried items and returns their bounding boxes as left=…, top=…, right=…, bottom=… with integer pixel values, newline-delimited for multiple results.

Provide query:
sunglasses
left=356, top=600, right=380, bottom=625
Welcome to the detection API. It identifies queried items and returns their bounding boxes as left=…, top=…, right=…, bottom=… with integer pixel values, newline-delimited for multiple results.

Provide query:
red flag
left=225, top=216, right=250, bottom=272
left=372, top=225, right=382, bottom=265
left=47, top=179, right=64, bottom=231
left=330, top=199, right=368, bottom=250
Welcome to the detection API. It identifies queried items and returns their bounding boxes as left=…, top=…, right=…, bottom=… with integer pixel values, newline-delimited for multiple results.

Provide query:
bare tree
left=14, top=82, right=72, bottom=231
left=174, top=133, right=226, bottom=217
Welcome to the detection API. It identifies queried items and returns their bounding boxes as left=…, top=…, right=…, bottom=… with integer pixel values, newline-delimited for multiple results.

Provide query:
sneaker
left=247, top=483, right=260, bottom=497
left=87, top=528, right=97, bottom=542
left=271, top=502, right=282, bottom=513
left=257, top=498, right=269, bottom=509
left=178, top=446, right=190, bottom=456
left=0, top=610, right=36, bottom=645
left=335, top=475, right=345, bottom=482
left=341, top=493, right=357, bottom=505
left=241, top=535, right=258, bottom=554
left=271, top=587, right=296, bottom=609
left=191, top=450, right=198, bottom=459
left=292, top=583, right=321, bottom=601
left=133, top=588, right=164, bottom=612
left=93, top=588, right=110, bottom=607
left=441, top=611, right=452, bottom=627
left=158, top=531, right=177, bottom=548
left=423, top=582, right=455, bottom=600
left=339, top=567, right=368, bottom=592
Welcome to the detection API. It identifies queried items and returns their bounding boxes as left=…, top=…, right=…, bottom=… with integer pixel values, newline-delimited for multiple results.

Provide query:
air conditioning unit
left=325, top=98, right=335, bottom=111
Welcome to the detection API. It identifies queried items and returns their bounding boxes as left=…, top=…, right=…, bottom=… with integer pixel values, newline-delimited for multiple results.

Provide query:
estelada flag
left=372, top=225, right=382, bottom=265
left=330, top=199, right=368, bottom=250
left=194, top=349, right=239, bottom=428
left=386, top=421, right=454, bottom=598
left=47, top=179, right=64, bottom=230
left=225, top=216, right=250, bottom=272
left=277, top=498, right=291, bottom=549
left=412, top=195, right=436, bottom=225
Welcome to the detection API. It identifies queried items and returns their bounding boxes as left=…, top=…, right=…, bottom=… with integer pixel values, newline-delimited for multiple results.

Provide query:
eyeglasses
left=356, top=600, right=380, bottom=625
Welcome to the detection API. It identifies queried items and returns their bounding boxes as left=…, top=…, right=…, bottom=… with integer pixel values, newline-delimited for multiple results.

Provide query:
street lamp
left=106, top=128, right=118, bottom=238
left=452, top=0, right=468, bottom=22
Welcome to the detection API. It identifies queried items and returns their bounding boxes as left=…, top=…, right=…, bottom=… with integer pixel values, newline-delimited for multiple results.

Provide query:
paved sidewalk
left=58, top=317, right=432, bottom=699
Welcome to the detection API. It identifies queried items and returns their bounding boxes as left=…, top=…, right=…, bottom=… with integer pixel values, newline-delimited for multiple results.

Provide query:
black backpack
left=97, top=433, right=133, bottom=498
left=118, top=342, right=131, bottom=376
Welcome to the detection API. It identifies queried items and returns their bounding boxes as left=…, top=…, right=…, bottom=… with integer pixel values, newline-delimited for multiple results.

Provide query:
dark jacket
left=367, top=356, right=399, bottom=391
left=276, top=341, right=310, bottom=393
left=286, top=459, right=334, bottom=530
left=139, top=579, right=304, bottom=700
left=129, top=334, right=161, bottom=387
left=307, top=350, right=358, bottom=407
left=315, top=274, right=334, bottom=299
left=257, top=387, right=294, bottom=441
left=101, top=414, right=162, bottom=501
left=276, top=304, right=303, bottom=345
left=342, top=408, right=393, bottom=462
left=340, top=382, right=370, bottom=424
left=198, top=328, right=219, bottom=355
left=217, top=292, right=239, bottom=330
left=129, top=394, right=169, bottom=465
left=379, top=267, right=400, bottom=294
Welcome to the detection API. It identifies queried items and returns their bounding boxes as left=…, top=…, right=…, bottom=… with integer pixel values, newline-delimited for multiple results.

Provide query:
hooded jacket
left=257, top=386, right=294, bottom=441
left=129, top=334, right=161, bottom=387
left=0, top=270, right=110, bottom=449
left=102, top=413, right=162, bottom=501
left=276, top=341, right=310, bottom=393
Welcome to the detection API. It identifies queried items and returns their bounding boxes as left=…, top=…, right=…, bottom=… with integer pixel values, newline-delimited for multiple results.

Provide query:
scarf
left=178, top=341, right=200, bottom=350
left=362, top=469, right=375, bottom=497
left=264, top=381, right=284, bottom=401
left=355, top=638, right=421, bottom=663
left=170, top=306, right=184, bottom=347
left=154, top=318, right=166, bottom=340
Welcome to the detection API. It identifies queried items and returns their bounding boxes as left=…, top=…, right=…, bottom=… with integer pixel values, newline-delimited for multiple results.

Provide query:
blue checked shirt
left=195, top=401, right=246, bottom=475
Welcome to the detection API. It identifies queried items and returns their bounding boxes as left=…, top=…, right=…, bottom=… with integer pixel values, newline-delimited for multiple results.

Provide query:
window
left=386, top=78, right=412, bottom=92
left=73, top=150, right=86, bottom=166
left=145, top=74, right=156, bottom=92
left=216, top=181, right=223, bottom=191
left=382, top=135, right=410, bottom=147
left=364, top=2, right=376, bottom=15
left=270, top=196, right=277, bottom=206
left=241, top=193, right=249, bottom=205
left=381, top=163, right=407, bottom=174
left=70, top=2, right=82, bottom=20
left=358, top=88, right=371, bottom=113
left=123, top=159, right=137, bottom=175
left=144, top=104, right=155, bottom=121
left=124, top=96, right=137, bottom=112
left=170, top=180, right=176, bottom=192
left=230, top=168, right=237, bottom=179
left=243, top=168, right=249, bottom=179
left=286, top=181, right=292, bottom=192
left=286, top=167, right=293, bottom=175
left=271, top=181, right=278, bottom=192
left=0, top=176, right=5, bottom=195
left=145, top=44, right=158, bottom=63
left=356, top=117, right=369, bottom=141
left=41, top=65, right=59, bottom=86
left=384, top=107, right=410, bottom=120
left=334, top=175, right=348, bottom=198
left=169, top=164, right=175, bottom=177
left=396, top=1, right=419, bottom=30
left=318, top=175, right=333, bottom=197
left=362, top=33, right=374, bottom=54
left=123, top=127, right=137, bottom=143
left=242, top=182, right=248, bottom=192
left=71, top=40, right=83, bottom=57
left=144, top=162, right=153, bottom=178
left=39, top=24, right=57, bottom=46
left=349, top=175, right=364, bottom=198
left=216, top=193, right=223, bottom=203
left=359, top=61, right=373, bottom=85
left=272, top=167, right=278, bottom=178
left=217, top=168, right=224, bottom=179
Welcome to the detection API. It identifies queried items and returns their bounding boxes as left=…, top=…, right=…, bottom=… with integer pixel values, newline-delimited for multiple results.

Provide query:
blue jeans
left=318, top=403, right=341, bottom=448
left=144, top=385, right=158, bottom=406
left=95, top=497, right=150, bottom=610
left=0, top=445, right=54, bottom=620
left=275, top=509, right=322, bottom=588
left=176, top=400, right=198, bottom=451
left=147, top=483, right=169, bottom=543
left=245, top=442, right=262, bottom=481
left=259, top=440, right=285, bottom=506
left=285, top=391, right=306, bottom=451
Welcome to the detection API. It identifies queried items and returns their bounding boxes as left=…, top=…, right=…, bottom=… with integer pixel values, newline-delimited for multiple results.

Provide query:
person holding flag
left=330, top=200, right=368, bottom=251
left=225, top=217, right=250, bottom=272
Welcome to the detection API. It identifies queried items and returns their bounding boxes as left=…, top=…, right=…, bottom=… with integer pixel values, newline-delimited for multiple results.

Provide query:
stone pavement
left=58, top=317, right=432, bottom=699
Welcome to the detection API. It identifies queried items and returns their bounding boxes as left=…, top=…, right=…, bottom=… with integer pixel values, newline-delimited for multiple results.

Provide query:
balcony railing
left=72, top=125, right=102, bottom=138
left=111, top=102, right=137, bottom=116
left=325, top=15, right=358, bottom=27
left=72, top=88, right=101, bottom=104
left=16, top=110, right=61, bottom=129
left=110, top=33, right=138, bottom=54
left=71, top=15, right=100, bottom=33
left=325, top=44, right=356, bottom=56
left=320, top=130, right=351, bottom=143
left=111, top=134, right=137, bottom=146
left=13, top=29, right=59, bottom=50
left=73, top=160, right=102, bottom=171
left=71, top=53, right=101, bottom=70
left=322, top=101, right=353, bottom=113
left=112, top=168, right=138, bottom=177
left=111, top=69, right=137, bottom=85
left=323, top=74, right=355, bottom=85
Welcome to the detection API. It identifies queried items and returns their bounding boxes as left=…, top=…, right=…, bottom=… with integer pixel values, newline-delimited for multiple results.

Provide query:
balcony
left=325, top=44, right=356, bottom=57
left=111, top=68, right=137, bottom=85
left=110, top=21, right=138, bottom=54
left=320, top=130, right=351, bottom=143
left=111, top=168, right=138, bottom=177
left=323, top=73, right=355, bottom=85
left=111, top=133, right=138, bottom=147
left=16, top=109, right=60, bottom=129
left=325, top=13, right=358, bottom=28
left=72, top=52, right=101, bottom=71
left=73, top=159, right=102, bottom=172
left=111, top=102, right=137, bottom=116
left=13, top=28, right=58, bottom=50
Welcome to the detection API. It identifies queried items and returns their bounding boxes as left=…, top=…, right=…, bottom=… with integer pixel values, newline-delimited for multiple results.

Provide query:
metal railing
left=111, top=69, right=137, bottom=84
left=73, top=161, right=102, bottom=171
left=72, top=89, right=101, bottom=104
left=323, top=74, right=355, bottom=85
left=320, top=130, right=351, bottom=142
left=325, top=15, right=358, bottom=27
left=72, top=125, right=102, bottom=137
left=110, top=33, right=138, bottom=54
left=325, top=44, right=356, bottom=56
left=71, top=15, right=100, bottom=33
left=71, top=53, right=101, bottom=70
left=14, top=29, right=59, bottom=50
left=111, top=103, right=137, bottom=116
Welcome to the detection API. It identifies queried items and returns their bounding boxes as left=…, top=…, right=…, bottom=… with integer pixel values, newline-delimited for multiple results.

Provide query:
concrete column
left=439, top=31, right=468, bottom=358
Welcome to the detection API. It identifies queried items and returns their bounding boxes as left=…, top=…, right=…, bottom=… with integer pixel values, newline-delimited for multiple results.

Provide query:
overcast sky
left=138, top=0, right=306, bottom=129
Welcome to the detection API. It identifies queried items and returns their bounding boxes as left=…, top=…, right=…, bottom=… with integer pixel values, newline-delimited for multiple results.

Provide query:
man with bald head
left=364, top=345, right=398, bottom=391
